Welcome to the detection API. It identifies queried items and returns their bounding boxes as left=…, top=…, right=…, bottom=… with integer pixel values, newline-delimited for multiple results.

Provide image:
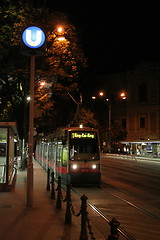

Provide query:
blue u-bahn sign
left=22, top=26, right=45, bottom=49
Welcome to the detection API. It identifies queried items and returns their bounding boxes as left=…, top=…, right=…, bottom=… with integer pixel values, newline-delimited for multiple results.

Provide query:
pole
left=79, top=195, right=88, bottom=240
left=27, top=55, right=35, bottom=208
left=108, top=102, right=111, bottom=153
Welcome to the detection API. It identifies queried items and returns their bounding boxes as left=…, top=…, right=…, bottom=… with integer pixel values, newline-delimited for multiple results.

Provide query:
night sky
left=45, top=1, right=160, bottom=74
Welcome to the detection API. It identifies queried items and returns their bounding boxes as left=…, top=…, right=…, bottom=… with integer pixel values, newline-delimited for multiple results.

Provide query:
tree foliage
left=0, top=0, right=88, bottom=138
left=77, top=107, right=98, bottom=128
left=106, top=121, right=127, bottom=152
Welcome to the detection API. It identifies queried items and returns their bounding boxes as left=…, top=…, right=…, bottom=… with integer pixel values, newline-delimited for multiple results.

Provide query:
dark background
left=45, top=1, right=160, bottom=75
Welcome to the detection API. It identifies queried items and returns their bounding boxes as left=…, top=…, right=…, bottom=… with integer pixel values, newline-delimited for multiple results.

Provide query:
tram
left=35, top=126, right=101, bottom=185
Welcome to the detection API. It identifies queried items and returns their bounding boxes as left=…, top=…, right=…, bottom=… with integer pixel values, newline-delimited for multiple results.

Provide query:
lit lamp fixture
left=27, top=96, right=31, bottom=101
left=57, top=27, right=63, bottom=33
left=99, top=91, right=104, bottom=96
left=57, top=26, right=66, bottom=41
left=40, top=81, right=45, bottom=87
left=120, top=92, right=127, bottom=100
left=57, top=36, right=65, bottom=41
left=92, top=96, right=96, bottom=100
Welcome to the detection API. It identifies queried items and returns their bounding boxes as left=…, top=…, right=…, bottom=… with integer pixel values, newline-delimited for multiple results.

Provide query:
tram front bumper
left=68, top=172, right=101, bottom=185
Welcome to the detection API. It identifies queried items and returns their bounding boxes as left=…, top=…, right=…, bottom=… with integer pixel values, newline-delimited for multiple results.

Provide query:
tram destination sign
left=71, top=132, right=96, bottom=139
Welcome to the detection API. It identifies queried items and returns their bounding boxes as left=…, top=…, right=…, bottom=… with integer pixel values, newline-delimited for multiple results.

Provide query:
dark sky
left=45, top=1, right=160, bottom=74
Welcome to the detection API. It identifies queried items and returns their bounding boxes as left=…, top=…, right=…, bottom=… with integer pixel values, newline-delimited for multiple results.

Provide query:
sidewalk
left=0, top=161, right=81, bottom=240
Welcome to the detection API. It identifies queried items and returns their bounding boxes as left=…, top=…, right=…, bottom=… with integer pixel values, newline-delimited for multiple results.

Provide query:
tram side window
left=62, top=146, right=67, bottom=167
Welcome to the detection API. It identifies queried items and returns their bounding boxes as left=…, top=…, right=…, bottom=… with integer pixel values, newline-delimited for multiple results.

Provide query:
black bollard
left=56, top=176, right=62, bottom=209
left=65, top=184, right=72, bottom=225
left=46, top=168, right=50, bottom=191
left=107, top=217, right=120, bottom=240
left=50, top=172, right=55, bottom=199
left=79, top=194, right=88, bottom=240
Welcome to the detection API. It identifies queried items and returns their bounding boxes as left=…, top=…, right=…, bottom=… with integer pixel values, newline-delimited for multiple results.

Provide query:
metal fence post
left=107, top=217, right=120, bottom=240
left=46, top=168, right=50, bottom=191
left=79, top=194, right=88, bottom=240
left=56, top=176, right=62, bottom=209
left=65, top=184, right=72, bottom=224
left=50, top=172, right=55, bottom=199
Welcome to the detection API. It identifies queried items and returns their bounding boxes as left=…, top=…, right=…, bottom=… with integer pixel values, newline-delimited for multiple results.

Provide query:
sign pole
left=27, top=55, right=35, bottom=208
left=22, top=26, right=46, bottom=208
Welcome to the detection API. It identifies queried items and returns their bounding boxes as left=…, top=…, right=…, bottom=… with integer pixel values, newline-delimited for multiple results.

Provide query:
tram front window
left=69, top=132, right=99, bottom=160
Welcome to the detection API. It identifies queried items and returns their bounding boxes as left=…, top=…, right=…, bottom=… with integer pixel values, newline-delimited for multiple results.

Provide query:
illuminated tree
left=0, top=1, right=87, bottom=136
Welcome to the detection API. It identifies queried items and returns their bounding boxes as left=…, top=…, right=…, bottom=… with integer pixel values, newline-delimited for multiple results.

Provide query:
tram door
left=56, top=144, right=63, bottom=178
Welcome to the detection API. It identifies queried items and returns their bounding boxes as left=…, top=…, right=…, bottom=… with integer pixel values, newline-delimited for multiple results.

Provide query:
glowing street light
left=27, top=96, right=31, bottom=101
left=57, top=27, right=63, bottom=33
left=120, top=92, right=127, bottom=100
left=99, top=91, right=104, bottom=96
left=56, top=26, right=66, bottom=41
left=57, top=36, right=66, bottom=41
left=92, top=96, right=96, bottom=100
left=40, top=81, right=45, bottom=87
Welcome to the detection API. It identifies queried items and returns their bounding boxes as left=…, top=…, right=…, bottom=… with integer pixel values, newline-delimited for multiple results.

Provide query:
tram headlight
left=72, top=164, right=78, bottom=169
left=92, top=164, right=97, bottom=169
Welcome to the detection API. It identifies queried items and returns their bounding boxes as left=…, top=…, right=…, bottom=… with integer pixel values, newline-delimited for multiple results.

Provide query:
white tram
left=35, top=126, right=101, bottom=185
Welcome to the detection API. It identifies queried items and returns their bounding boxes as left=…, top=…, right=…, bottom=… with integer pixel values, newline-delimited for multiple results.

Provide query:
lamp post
left=92, top=91, right=127, bottom=152
left=106, top=98, right=112, bottom=152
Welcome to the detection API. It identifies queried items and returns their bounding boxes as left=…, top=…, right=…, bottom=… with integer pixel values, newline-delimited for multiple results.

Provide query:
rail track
left=101, top=183, right=160, bottom=223
left=71, top=184, right=160, bottom=240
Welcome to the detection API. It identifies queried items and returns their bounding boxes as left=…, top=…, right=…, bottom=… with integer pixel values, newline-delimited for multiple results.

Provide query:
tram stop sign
left=22, top=26, right=46, bottom=56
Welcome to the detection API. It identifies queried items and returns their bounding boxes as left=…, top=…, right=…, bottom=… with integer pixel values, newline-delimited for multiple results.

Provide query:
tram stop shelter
left=121, top=140, right=160, bottom=158
left=0, top=122, right=18, bottom=191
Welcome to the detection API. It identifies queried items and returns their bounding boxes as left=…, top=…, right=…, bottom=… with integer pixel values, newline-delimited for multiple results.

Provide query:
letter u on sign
left=22, top=26, right=45, bottom=49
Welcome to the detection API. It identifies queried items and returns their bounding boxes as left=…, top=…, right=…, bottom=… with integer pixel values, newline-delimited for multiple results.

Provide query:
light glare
left=92, top=164, right=97, bottom=169
left=72, top=164, right=78, bottom=169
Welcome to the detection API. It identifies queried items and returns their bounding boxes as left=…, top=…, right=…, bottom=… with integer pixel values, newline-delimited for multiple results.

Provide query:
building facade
left=94, top=62, right=160, bottom=156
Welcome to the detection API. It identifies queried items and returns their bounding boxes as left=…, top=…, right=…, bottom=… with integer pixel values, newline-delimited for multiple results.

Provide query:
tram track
left=71, top=183, right=160, bottom=240
left=101, top=183, right=160, bottom=223
left=71, top=187, right=136, bottom=240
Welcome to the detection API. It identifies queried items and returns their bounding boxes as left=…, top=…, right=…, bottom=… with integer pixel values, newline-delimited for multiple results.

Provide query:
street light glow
left=40, top=81, right=45, bottom=87
left=27, top=96, right=31, bottom=101
left=57, top=27, right=63, bottom=33
left=57, top=36, right=65, bottom=41
left=92, top=96, right=96, bottom=100
left=99, top=91, right=104, bottom=96
left=120, top=92, right=127, bottom=100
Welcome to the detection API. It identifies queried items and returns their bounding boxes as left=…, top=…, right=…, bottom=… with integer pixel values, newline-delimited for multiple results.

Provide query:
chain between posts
left=47, top=174, right=120, bottom=240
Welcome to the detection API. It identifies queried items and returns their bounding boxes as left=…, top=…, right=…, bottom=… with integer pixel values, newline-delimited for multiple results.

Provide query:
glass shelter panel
left=0, top=128, right=7, bottom=183
left=8, top=128, right=14, bottom=182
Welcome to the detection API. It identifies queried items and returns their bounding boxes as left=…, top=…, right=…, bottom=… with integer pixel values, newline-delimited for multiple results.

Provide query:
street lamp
left=39, top=81, right=46, bottom=87
left=92, top=90, right=127, bottom=153
left=120, top=91, right=127, bottom=100
left=99, top=91, right=104, bottom=97
left=56, top=26, right=66, bottom=41
left=57, top=27, right=63, bottom=33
